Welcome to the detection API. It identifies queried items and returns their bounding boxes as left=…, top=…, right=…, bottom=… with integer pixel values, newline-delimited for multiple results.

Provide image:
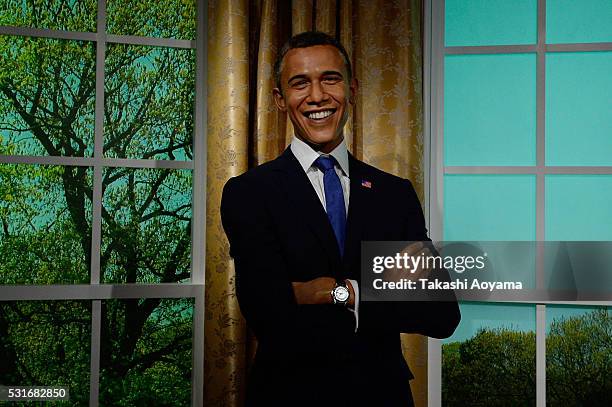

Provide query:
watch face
left=334, top=286, right=350, bottom=302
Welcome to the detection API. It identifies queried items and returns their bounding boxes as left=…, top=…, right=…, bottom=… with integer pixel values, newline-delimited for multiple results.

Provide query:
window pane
left=444, top=54, right=536, bottom=166
left=546, top=52, right=612, bottom=166
left=547, top=0, right=612, bottom=44
left=0, top=0, right=96, bottom=32
left=101, top=168, right=192, bottom=283
left=546, top=306, right=611, bottom=406
left=106, top=0, right=196, bottom=40
left=445, top=0, right=537, bottom=46
left=104, top=44, right=195, bottom=160
left=0, top=164, right=92, bottom=284
left=546, top=175, right=612, bottom=240
left=0, top=300, right=91, bottom=406
left=0, top=36, right=96, bottom=157
left=99, top=298, right=194, bottom=406
left=444, top=175, right=536, bottom=241
left=443, top=302, right=536, bottom=405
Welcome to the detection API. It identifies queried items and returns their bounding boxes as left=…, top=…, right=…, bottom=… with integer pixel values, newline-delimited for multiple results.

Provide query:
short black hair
left=274, top=31, right=352, bottom=91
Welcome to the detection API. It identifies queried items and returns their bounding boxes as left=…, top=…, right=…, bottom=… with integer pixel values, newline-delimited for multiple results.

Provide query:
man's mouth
left=304, top=109, right=336, bottom=121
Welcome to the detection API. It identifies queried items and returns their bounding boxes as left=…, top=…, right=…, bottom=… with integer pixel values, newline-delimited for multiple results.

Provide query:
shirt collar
left=290, top=136, right=350, bottom=177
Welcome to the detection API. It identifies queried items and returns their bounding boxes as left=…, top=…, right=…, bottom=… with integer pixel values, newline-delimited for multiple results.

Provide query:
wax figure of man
left=221, top=31, right=460, bottom=406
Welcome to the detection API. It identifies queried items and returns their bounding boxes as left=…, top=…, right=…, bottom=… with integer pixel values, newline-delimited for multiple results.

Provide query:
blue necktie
left=314, top=156, right=346, bottom=256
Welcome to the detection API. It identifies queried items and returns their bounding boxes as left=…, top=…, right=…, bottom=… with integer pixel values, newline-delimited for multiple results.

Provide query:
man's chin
left=300, top=134, right=343, bottom=152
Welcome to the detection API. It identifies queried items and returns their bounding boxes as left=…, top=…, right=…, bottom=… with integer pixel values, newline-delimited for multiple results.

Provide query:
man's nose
left=307, top=81, right=328, bottom=104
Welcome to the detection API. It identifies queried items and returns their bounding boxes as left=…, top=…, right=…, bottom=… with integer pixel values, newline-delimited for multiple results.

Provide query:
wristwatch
left=331, top=279, right=350, bottom=306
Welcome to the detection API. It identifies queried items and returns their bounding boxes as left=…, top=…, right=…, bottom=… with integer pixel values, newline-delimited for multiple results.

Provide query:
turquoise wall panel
left=546, top=52, right=612, bottom=166
left=445, top=0, right=537, bottom=46
left=547, top=0, right=612, bottom=44
left=445, top=54, right=536, bottom=166
left=444, top=302, right=535, bottom=343
left=546, top=175, right=612, bottom=240
left=444, top=174, right=536, bottom=241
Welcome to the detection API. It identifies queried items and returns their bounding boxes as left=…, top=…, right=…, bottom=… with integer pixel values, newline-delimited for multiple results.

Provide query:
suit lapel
left=343, top=154, right=371, bottom=273
left=273, top=148, right=343, bottom=270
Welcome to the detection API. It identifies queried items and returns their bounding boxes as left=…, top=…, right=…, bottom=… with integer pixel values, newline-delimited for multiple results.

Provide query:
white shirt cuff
left=347, top=279, right=359, bottom=332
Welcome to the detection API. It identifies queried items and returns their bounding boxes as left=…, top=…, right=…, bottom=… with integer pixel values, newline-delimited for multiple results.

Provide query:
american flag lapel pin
left=361, top=179, right=372, bottom=189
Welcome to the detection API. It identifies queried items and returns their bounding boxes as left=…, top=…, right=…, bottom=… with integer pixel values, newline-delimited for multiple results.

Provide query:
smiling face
left=273, top=45, right=357, bottom=153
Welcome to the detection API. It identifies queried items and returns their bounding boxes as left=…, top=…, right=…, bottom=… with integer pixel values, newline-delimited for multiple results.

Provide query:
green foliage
left=1, top=1, right=196, bottom=405
left=107, top=0, right=196, bottom=40
left=0, top=299, right=194, bottom=407
left=443, top=328, right=536, bottom=406
left=101, top=168, right=192, bottom=284
left=99, top=298, right=193, bottom=406
left=0, top=35, right=96, bottom=156
left=546, top=309, right=611, bottom=407
left=442, top=309, right=612, bottom=406
left=0, top=0, right=97, bottom=32
left=0, top=301, right=91, bottom=406
left=104, top=44, right=195, bottom=160
left=0, top=5, right=195, bottom=281
left=0, top=164, right=91, bottom=284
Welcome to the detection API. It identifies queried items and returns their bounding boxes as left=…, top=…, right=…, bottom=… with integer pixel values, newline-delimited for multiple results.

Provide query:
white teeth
left=308, top=110, right=333, bottom=120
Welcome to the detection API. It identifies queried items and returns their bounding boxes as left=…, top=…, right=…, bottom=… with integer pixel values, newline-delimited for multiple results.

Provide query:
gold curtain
left=206, top=1, right=425, bottom=405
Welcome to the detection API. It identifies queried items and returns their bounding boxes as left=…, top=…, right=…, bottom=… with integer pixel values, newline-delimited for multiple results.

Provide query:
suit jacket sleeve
left=359, top=179, right=461, bottom=339
left=221, top=176, right=297, bottom=343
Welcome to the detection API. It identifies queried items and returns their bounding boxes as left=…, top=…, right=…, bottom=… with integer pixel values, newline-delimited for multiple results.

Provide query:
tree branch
left=0, top=85, right=59, bottom=156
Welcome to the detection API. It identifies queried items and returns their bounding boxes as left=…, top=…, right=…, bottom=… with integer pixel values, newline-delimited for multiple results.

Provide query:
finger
left=401, top=241, right=424, bottom=256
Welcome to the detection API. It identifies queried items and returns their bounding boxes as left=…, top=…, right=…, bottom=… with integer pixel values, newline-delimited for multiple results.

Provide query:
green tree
left=99, top=298, right=194, bottom=406
left=0, top=301, right=91, bottom=406
left=547, top=308, right=611, bottom=407
left=442, top=329, right=536, bottom=406
left=1, top=1, right=196, bottom=405
left=443, top=309, right=611, bottom=406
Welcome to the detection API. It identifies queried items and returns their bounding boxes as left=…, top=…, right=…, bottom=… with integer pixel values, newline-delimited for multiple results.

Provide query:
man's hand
left=384, top=241, right=436, bottom=283
left=292, top=277, right=356, bottom=307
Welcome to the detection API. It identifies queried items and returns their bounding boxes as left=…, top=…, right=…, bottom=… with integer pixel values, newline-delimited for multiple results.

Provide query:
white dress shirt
left=290, top=136, right=360, bottom=331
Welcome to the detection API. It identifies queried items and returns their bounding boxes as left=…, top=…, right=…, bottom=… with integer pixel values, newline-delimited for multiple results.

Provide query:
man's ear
left=349, top=78, right=358, bottom=105
left=272, top=88, right=287, bottom=112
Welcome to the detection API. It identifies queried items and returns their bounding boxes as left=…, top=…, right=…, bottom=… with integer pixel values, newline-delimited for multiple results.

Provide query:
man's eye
left=291, top=81, right=308, bottom=89
left=323, top=77, right=341, bottom=83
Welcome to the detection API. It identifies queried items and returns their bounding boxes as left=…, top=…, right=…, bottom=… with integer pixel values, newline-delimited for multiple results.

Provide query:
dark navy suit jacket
left=221, top=147, right=460, bottom=406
